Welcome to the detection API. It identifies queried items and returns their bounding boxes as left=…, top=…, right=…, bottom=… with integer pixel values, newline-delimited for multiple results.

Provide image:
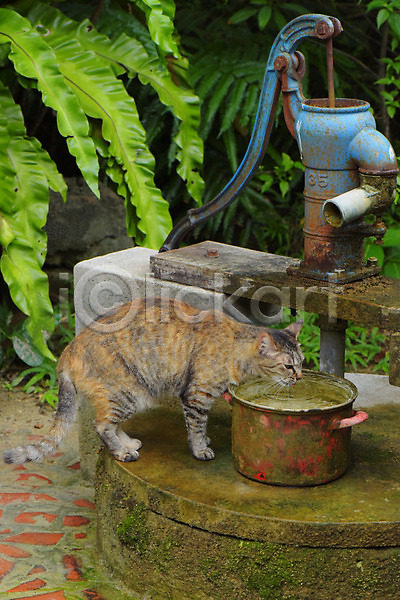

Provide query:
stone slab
left=97, top=452, right=400, bottom=599
left=109, top=398, right=400, bottom=548
left=347, top=373, right=400, bottom=407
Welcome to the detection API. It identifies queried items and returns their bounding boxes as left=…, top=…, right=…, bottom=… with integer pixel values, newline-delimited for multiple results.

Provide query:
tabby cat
left=3, top=297, right=303, bottom=464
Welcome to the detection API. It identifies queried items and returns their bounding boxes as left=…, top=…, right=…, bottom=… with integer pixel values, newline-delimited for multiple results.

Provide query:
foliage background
left=0, top=0, right=399, bottom=377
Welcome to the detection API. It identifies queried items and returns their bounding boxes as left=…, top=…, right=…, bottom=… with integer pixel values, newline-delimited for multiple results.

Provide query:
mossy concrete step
left=95, top=400, right=400, bottom=599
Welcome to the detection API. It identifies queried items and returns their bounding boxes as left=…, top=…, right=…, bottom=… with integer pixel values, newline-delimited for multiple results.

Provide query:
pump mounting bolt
left=206, top=248, right=219, bottom=258
left=315, top=20, right=331, bottom=38
left=367, top=256, right=378, bottom=267
left=327, top=269, right=345, bottom=284
left=274, top=55, right=290, bottom=73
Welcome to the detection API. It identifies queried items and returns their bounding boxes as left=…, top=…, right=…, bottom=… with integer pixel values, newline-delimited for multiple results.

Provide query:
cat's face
left=254, top=321, right=304, bottom=386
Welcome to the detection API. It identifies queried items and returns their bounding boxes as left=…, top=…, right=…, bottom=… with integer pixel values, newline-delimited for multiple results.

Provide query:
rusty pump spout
left=323, top=128, right=397, bottom=230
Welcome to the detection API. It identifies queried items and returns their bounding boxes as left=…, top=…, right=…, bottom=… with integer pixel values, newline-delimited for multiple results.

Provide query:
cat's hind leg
left=81, top=378, right=149, bottom=461
left=116, top=426, right=142, bottom=453
left=94, top=420, right=139, bottom=462
left=89, top=388, right=141, bottom=462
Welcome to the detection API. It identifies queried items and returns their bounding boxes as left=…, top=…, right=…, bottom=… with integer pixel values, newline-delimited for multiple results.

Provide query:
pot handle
left=332, top=410, right=368, bottom=430
left=223, top=392, right=233, bottom=405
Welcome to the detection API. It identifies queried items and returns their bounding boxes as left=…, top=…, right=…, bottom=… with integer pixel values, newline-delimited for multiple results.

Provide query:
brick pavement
left=0, top=412, right=133, bottom=600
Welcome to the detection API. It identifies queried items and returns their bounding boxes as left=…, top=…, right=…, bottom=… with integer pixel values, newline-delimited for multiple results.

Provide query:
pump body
left=289, top=99, right=397, bottom=281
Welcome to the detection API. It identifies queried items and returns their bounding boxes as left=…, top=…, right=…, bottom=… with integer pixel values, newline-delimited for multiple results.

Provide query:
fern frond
left=24, top=4, right=172, bottom=248
left=202, top=73, right=235, bottom=139
left=240, top=83, right=260, bottom=128
left=0, top=8, right=99, bottom=197
left=222, top=129, right=238, bottom=172
left=220, top=78, right=248, bottom=135
left=196, top=70, right=222, bottom=102
left=68, top=9, right=204, bottom=205
left=189, top=34, right=266, bottom=142
left=0, top=81, right=55, bottom=359
left=133, top=0, right=179, bottom=58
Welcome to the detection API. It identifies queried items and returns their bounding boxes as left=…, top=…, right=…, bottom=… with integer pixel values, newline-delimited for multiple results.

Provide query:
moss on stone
left=116, top=502, right=150, bottom=556
left=225, top=540, right=298, bottom=600
left=96, top=438, right=400, bottom=600
left=116, top=502, right=179, bottom=575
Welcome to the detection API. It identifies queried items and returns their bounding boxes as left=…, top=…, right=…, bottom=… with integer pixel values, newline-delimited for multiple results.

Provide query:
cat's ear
left=284, top=319, right=304, bottom=340
left=258, top=332, right=277, bottom=356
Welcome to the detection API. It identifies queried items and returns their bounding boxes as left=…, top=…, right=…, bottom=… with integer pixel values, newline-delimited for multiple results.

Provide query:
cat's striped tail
left=3, top=373, right=77, bottom=464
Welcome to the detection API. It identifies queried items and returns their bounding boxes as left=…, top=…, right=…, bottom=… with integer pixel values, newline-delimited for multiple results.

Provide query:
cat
left=3, top=296, right=304, bottom=465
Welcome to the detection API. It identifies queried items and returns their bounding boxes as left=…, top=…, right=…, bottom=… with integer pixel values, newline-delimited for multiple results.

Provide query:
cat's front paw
left=192, top=446, right=215, bottom=461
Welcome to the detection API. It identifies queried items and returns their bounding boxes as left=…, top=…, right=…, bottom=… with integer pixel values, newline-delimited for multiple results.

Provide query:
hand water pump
left=153, top=13, right=400, bottom=382
left=160, top=14, right=398, bottom=284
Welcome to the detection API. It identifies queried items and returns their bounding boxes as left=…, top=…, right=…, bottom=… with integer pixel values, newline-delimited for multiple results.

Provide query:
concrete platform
left=95, top=374, right=400, bottom=599
left=74, top=247, right=400, bottom=597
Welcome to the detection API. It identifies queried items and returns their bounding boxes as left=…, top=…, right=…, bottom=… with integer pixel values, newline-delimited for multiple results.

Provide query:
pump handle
left=159, top=15, right=342, bottom=253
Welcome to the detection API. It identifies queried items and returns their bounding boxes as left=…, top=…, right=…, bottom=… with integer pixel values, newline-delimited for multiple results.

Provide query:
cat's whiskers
left=265, top=378, right=290, bottom=400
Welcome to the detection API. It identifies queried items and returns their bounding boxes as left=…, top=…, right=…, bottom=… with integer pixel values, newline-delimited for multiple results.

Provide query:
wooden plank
left=151, top=241, right=400, bottom=330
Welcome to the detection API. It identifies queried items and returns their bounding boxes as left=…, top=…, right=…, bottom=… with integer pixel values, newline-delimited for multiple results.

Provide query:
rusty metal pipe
left=319, top=316, right=347, bottom=377
left=323, top=126, right=398, bottom=228
left=323, top=186, right=378, bottom=227
left=324, top=172, right=397, bottom=228
left=326, top=36, right=335, bottom=108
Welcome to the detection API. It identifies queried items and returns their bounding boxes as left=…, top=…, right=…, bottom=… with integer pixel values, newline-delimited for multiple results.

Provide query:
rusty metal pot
left=230, top=370, right=368, bottom=487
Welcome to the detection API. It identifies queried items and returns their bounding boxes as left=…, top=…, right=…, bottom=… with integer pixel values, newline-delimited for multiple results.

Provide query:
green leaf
left=377, top=8, right=390, bottom=29
left=376, top=77, right=394, bottom=85
left=279, top=180, right=290, bottom=197
left=31, top=2, right=203, bottom=205
left=383, top=227, right=400, bottom=246
left=281, top=152, right=295, bottom=171
left=40, top=389, right=58, bottom=408
left=12, top=327, right=44, bottom=367
left=77, top=24, right=204, bottom=204
left=366, top=0, right=388, bottom=11
left=273, top=10, right=287, bottom=32
left=229, top=7, right=258, bottom=25
left=258, top=6, right=272, bottom=30
left=134, top=0, right=180, bottom=58
left=29, top=137, right=67, bottom=201
left=0, top=80, right=55, bottom=359
left=384, top=259, right=400, bottom=278
left=0, top=8, right=99, bottom=197
left=0, top=113, right=17, bottom=218
left=389, top=12, right=400, bottom=38
left=380, top=90, right=396, bottom=101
